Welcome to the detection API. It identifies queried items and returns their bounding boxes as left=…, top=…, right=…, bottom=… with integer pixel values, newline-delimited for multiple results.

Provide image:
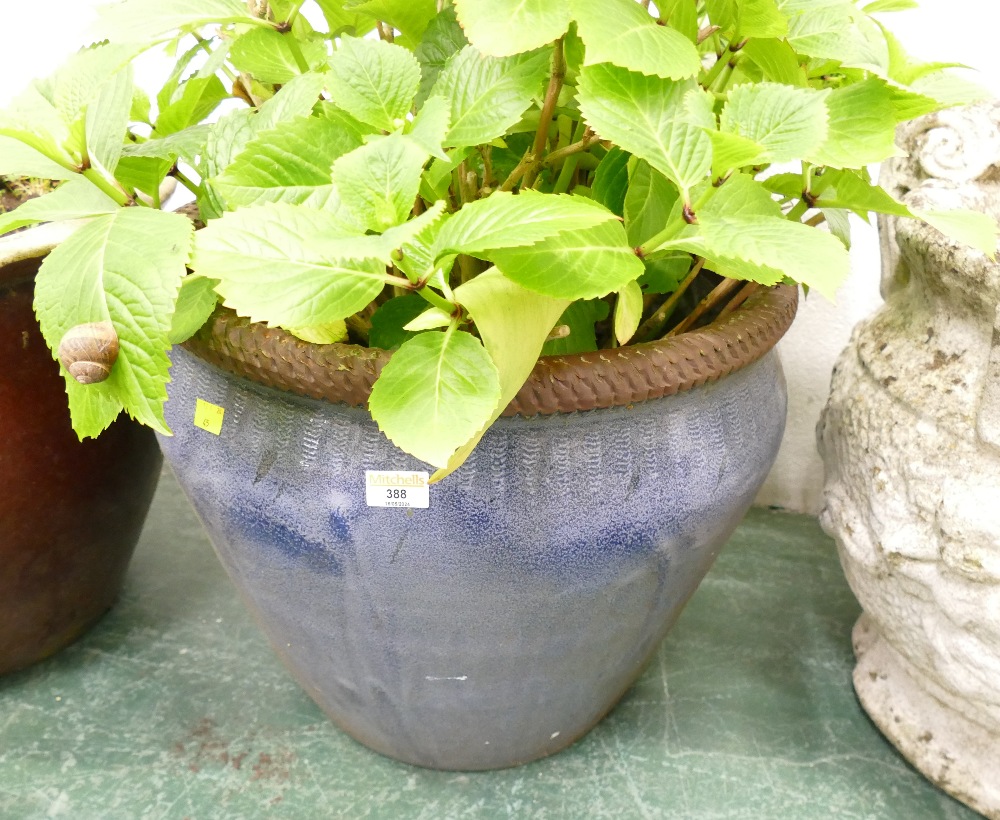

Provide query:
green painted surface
left=0, top=470, right=978, bottom=819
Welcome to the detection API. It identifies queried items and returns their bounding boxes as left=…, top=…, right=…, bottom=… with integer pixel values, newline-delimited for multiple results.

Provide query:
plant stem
left=499, top=149, right=534, bottom=192
left=633, top=257, right=705, bottom=343
left=458, top=254, right=477, bottom=284
left=346, top=313, right=370, bottom=344
left=715, top=282, right=758, bottom=321
left=82, top=169, right=131, bottom=206
left=786, top=198, right=810, bottom=222
left=416, top=284, right=458, bottom=316
left=544, top=127, right=597, bottom=168
left=192, top=35, right=239, bottom=84
left=522, top=38, right=566, bottom=189
left=283, top=0, right=305, bottom=28
left=701, top=51, right=731, bottom=90
left=283, top=30, right=312, bottom=73
left=667, top=276, right=741, bottom=337
left=172, top=167, right=202, bottom=199
left=477, top=145, right=494, bottom=191
left=638, top=185, right=718, bottom=257
left=376, top=21, right=395, bottom=42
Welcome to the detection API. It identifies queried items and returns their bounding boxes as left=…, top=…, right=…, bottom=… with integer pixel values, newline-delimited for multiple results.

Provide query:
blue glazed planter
left=158, top=290, right=792, bottom=770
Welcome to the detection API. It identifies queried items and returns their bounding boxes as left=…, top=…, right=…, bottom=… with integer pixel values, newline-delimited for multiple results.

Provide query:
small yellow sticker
left=193, top=398, right=225, bottom=436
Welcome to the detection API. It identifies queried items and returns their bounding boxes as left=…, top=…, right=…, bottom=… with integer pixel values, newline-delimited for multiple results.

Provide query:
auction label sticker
left=194, top=398, right=226, bottom=435
left=365, top=470, right=430, bottom=509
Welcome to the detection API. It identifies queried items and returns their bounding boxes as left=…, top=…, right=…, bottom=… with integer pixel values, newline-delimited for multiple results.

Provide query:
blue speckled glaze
left=159, top=347, right=787, bottom=770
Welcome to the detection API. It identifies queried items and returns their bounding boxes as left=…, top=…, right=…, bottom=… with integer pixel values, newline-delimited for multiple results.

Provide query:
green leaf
left=327, top=35, right=421, bottom=131
left=33, top=209, right=194, bottom=437
left=120, top=125, right=210, bottom=167
left=453, top=0, right=572, bottom=57
left=0, top=178, right=119, bottom=235
left=169, top=275, right=219, bottom=344
left=414, top=6, right=468, bottom=105
left=916, top=209, right=998, bottom=260
left=815, top=169, right=910, bottom=217
left=614, top=279, right=643, bottom=345
left=35, top=44, right=138, bottom=133
left=314, top=0, right=376, bottom=36
left=578, top=65, right=711, bottom=197
left=0, top=137, right=74, bottom=180
left=485, top=218, right=644, bottom=300
left=657, top=0, right=699, bottom=42
left=664, top=213, right=850, bottom=299
left=541, top=298, right=609, bottom=355
left=707, top=131, right=769, bottom=178
left=702, top=173, right=782, bottom=219
left=85, top=67, right=133, bottom=181
left=706, top=0, right=788, bottom=40
left=214, top=115, right=366, bottom=211
left=877, top=22, right=966, bottom=88
left=732, top=0, right=788, bottom=38
left=863, top=0, right=918, bottom=12
left=639, top=254, right=691, bottom=294
left=199, top=109, right=262, bottom=220
left=370, top=294, right=431, bottom=349
left=229, top=27, right=327, bottom=85
left=406, top=95, right=451, bottom=162
left=131, top=86, right=152, bottom=124
left=912, top=72, right=991, bottom=109
left=315, top=101, right=378, bottom=143
left=332, top=134, right=428, bottom=232
left=591, top=146, right=631, bottom=216
left=431, top=268, right=569, bottom=480
left=432, top=46, right=550, bottom=147
left=0, top=102, right=71, bottom=172
left=155, top=75, right=228, bottom=137
left=386, top=204, right=450, bottom=282
left=256, top=71, right=331, bottom=131
left=573, top=0, right=700, bottom=80
left=822, top=208, right=852, bottom=249
left=434, top=190, right=617, bottom=259
left=404, top=306, right=453, bottom=332
left=283, top=321, right=348, bottom=344
left=0, top=45, right=136, bottom=167
left=741, top=39, right=808, bottom=87
left=881, top=82, right=942, bottom=123
left=774, top=0, right=888, bottom=72
left=93, top=0, right=255, bottom=43
left=810, top=79, right=903, bottom=168
left=115, top=156, right=173, bottom=200
left=623, top=160, right=679, bottom=247
left=191, top=203, right=388, bottom=329
left=344, top=0, right=438, bottom=46
left=719, top=82, right=829, bottom=164
left=369, top=327, right=502, bottom=469
left=155, top=40, right=207, bottom=116
left=419, top=148, right=470, bottom=202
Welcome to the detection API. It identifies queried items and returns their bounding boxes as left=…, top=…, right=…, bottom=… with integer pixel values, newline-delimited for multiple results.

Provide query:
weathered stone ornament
left=819, top=102, right=1000, bottom=819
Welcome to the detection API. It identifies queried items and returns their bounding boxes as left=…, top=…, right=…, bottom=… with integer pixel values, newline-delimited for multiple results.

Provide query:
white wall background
left=4, top=1, right=999, bottom=514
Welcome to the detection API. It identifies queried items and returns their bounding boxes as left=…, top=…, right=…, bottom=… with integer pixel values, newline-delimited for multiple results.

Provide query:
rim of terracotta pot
left=185, top=284, right=797, bottom=416
left=0, top=223, right=798, bottom=416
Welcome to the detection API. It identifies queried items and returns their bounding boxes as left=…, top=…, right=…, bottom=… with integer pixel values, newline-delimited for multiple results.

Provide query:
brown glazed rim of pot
left=183, top=284, right=798, bottom=417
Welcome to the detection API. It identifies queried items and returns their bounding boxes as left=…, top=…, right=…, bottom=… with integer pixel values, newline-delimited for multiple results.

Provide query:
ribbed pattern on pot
left=184, top=284, right=797, bottom=415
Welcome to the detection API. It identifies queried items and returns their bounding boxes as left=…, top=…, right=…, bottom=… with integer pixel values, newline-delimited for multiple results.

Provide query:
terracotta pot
left=0, top=247, right=162, bottom=676
left=158, top=283, right=797, bottom=770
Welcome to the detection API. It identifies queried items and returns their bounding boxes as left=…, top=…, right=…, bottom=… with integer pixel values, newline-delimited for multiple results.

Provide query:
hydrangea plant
left=0, top=0, right=994, bottom=479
